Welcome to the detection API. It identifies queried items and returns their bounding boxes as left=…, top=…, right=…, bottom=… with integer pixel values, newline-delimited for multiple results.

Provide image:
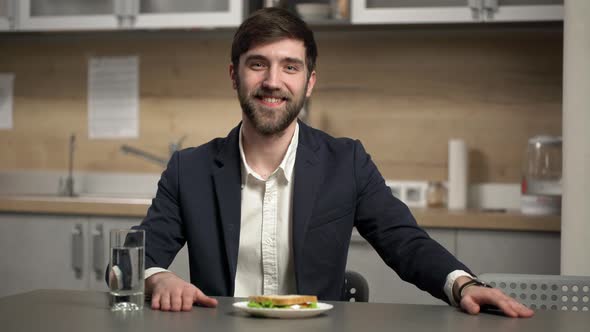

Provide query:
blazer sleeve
left=352, top=140, right=471, bottom=303
left=132, top=151, right=186, bottom=270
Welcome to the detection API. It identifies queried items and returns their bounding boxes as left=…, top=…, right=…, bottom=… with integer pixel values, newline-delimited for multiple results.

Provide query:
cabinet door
left=0, top=0, right=13, bottom=30
left=351, top=0, right=478, bottom=24
left=346, top=228, right=456, bottom=304
left=18, top=0, right=118, bottom=31
left=483, top=0, right=563, bottom=22
left=456, top=229, right=560, bottom=275
left=87, top=217, right=190, bottom=291
left=133, top=0, right=242, bottom=29
left=0, top=214, right=89, bottom=297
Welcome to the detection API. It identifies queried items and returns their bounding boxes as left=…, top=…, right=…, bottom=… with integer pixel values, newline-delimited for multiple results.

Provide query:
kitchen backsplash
left=0, top=24, right=562, bottom=183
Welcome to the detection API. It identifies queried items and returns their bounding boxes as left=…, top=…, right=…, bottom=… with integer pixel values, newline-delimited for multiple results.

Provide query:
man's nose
left=262, top=66, right=281, bottom=90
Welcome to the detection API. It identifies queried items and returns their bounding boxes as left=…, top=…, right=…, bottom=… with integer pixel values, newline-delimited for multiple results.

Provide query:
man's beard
left=237, top=76, right=307, bottom=136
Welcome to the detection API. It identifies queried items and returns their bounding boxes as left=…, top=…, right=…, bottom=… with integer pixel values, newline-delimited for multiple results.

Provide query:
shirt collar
left=239, top=122, right=299, bottom=185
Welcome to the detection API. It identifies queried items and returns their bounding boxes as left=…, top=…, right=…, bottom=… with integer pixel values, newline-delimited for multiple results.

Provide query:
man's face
left=230, top=38, right=316, bottom=136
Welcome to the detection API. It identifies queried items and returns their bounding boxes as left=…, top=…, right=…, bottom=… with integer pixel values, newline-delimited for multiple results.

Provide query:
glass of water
left=109, top=229, right=145, bottom=311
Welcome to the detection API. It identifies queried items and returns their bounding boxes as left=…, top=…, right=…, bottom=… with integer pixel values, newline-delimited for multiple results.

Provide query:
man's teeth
left=262, top=97, right=283, bottom=103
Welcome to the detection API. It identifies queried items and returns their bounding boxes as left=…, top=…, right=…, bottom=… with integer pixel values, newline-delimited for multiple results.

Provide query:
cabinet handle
left=468, top=0, right=483, bottom=21
left=92, top=224, right=105, bottom=281
left=71, top=224, right=84, bottom=280
left=114, top=0, right=139, bottom=28
left=482, top=0, right=499, bottom=20
left=6, top=0, right=16, bottom=29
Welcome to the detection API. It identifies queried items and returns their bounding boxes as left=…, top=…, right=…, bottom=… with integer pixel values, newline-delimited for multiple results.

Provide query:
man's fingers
left=193, top=288, right=218, bottom=308
left=145, top=272, right=216, bottom=311
left=151, top=292, right=161, bottom=310
left=509, top=299, right=534, bottom=317
left=170, top=289, right=183, bottom=312
left=495, top=298, right=518, bottom=317
left=461, top=296, right=481, bottom=315
left=160, top=292, right=171, bottom=311
left=461, top=286, right=535, bottom=318
left=182, top=288, right=195, bottom=311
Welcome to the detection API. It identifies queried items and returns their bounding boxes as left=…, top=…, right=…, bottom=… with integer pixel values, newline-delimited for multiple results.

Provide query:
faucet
left=120, top=136, right=187, bottom=167
left=60, top=134, right=76, bottom=197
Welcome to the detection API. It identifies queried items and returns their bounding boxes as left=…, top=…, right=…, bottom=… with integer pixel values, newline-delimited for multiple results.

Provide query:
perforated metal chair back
left=343, top=270, right=369, bottom=302
left=480, top=273, right=590, bottom=312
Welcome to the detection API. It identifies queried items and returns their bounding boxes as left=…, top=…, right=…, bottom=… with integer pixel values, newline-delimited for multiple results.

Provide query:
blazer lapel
left=212, top=124, right=242, bottom=295
left=292, top=121, right=322, bottom=292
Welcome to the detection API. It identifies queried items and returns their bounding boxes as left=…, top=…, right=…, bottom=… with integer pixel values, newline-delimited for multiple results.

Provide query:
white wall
left=561, top=0, right=590, bottom=275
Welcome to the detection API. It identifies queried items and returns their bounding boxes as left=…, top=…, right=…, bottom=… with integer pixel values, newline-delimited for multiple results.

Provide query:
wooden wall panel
left=0, top=25, right=562, bottom=182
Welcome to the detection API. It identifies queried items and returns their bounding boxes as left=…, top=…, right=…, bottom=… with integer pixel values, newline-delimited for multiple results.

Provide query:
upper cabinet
left=352, top=0, right=478, bottom=24
left=16, top=0, right=243, bottom=31
left=0, top=0, right=15, bottom=30
left=18, top=0, right=119, bottom=31
left=133, top=0, right=242, bottom=29
left=482, top=0, right=563, bottom=22
left=351, top=0, right=563, bottom=24
left=1, top=0, right=563, bottom=32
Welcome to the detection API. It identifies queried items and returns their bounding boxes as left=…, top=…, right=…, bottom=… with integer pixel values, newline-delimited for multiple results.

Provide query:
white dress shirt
left=233, top=123, right=298, bottom=296
left=144, top=122, right=469, bottom=304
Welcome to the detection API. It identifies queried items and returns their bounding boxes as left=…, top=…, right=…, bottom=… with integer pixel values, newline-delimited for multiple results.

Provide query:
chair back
left=479, top=273, right=590, bottom=312
left=343, top=270, right=369, bottom=302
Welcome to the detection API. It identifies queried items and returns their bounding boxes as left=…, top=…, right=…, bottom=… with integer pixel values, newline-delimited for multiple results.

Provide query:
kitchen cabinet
left=455, top=229, right=560, bottom=275
left=347, top=227, right=560, bottom=304
left=479, top=0, right=563, bottom=22
left=0, top=214, right=88, bottom=297
left=17, top=0, right=242, bottom=32
left=0, top=0, right=14, bottom=30
left=18, top=0, right=119, bottom=31
left=0, top=213, right=190, bottom=297
left=133, top=0, right=243, bottom=29
left=351, top=0, right=562, bottom=24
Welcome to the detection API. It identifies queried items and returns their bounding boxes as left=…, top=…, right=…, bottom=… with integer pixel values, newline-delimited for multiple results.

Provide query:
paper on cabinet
left=88, top=56, right=139, bottom=139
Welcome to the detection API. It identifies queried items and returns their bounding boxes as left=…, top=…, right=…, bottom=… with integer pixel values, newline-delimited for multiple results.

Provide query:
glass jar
left=426, top=181, right=447, bottom=208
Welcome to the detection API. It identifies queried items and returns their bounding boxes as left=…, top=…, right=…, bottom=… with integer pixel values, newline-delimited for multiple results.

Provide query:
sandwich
left=247, top=295, right=318, bottom=309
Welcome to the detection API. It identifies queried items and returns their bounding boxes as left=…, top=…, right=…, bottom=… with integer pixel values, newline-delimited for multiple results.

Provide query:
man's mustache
left=252, top=88, right=291, bottom=100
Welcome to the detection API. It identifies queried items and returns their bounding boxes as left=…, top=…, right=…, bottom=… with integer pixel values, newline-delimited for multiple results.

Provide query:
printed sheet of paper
left=88, top=56, right=139, bottom=139
left=0, top=73, right=15, bottom=130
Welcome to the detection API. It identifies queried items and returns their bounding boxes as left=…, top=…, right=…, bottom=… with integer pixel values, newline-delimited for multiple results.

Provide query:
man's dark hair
left=231, top=7, right=318, bottom=77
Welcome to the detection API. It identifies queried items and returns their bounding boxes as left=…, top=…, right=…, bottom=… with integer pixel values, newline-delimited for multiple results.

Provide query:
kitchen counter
left=0, top=195, right=151, bottom=217
left=0, top=195, right=560, bottom=232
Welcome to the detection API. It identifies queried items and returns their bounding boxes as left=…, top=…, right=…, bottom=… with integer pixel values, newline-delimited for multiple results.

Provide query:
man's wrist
left=444, top=270, right=473, bottom=306
left=453, top=276, right=474, bottom=304
left=453, top=276, right=493, bottom=304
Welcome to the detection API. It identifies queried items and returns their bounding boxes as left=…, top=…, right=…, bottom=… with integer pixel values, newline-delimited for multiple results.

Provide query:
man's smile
left=255, top=95, right=288, bottom=107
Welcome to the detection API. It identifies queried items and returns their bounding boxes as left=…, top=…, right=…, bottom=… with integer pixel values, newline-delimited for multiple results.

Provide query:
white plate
left=232, top=301, right=333, bottom=319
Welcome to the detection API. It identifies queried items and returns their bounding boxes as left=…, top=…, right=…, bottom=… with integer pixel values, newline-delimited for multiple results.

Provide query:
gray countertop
left=1, top=290, right=587, bottom=332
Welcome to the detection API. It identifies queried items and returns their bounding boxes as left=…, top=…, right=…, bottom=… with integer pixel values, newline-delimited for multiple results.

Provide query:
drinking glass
left=109, top=229, right=145, bottom=311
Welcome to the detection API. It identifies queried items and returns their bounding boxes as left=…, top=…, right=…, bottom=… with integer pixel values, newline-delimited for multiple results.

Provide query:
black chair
left=342, top=270, right=369, bottom=302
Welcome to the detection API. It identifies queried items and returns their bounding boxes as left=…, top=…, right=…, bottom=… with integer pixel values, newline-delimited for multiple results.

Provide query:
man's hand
left=145, top=272, right=218, bottom=311
left=454, top=276, right=534, bottom=318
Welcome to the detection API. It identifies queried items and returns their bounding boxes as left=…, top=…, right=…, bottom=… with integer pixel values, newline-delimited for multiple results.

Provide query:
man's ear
left=305, top=70, right=317, bottom=97
left=229, top=63, right=237, bottom=90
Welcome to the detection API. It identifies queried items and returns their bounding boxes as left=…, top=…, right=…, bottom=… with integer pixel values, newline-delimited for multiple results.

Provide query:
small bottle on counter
left=426, top=181, right=447, bottom=208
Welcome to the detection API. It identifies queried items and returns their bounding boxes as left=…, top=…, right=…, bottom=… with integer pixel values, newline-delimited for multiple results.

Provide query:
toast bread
left=248, top=294, right=318, bottom=306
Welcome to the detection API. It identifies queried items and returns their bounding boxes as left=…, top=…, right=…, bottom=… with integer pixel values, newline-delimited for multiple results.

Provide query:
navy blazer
left=133, top=121, right=470, bottom=302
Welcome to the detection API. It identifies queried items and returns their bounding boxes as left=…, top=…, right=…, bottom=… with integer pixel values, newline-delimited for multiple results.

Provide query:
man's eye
left=250, top=62, right=265, bottom=69
left=286, top=65, right=299, bottom=72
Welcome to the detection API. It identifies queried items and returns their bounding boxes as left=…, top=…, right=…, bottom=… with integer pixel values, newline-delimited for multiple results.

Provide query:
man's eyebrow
left=244, top=54, right=268, bottom=63
left=283, top=57, right=305, bottom=67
